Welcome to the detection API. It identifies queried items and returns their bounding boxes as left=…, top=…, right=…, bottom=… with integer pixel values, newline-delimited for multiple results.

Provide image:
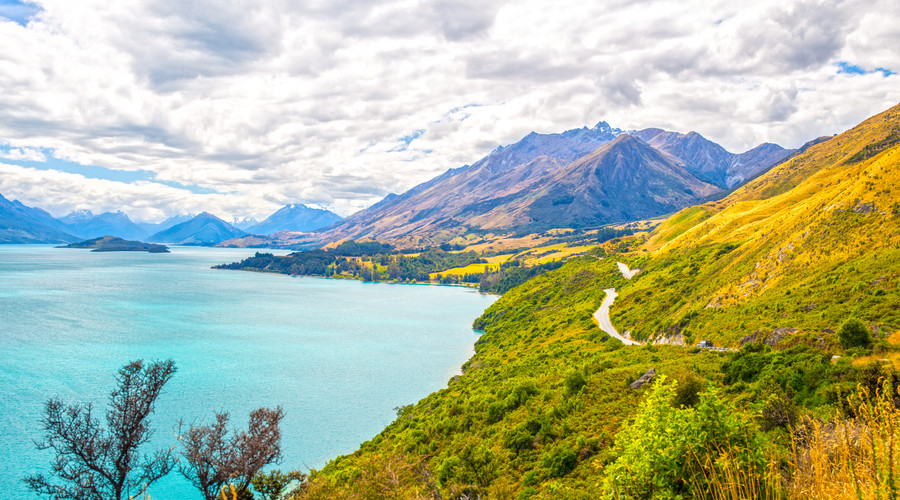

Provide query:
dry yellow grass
left=888, top=330, right=900, bottom=345
left=851, top=352, right=900, bottom=370
left=514, top=243, right=596, bottom=265
left=696, top=383, right=900, bottom=500
left=429, top=262, right=500, bottom=279
left=786, top=384, right=900, bottom=499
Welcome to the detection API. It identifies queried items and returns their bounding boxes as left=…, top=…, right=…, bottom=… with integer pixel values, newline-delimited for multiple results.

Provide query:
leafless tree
left=24, top=359, right=178, bottom=500
left=179, top=406, right=285, bottom=500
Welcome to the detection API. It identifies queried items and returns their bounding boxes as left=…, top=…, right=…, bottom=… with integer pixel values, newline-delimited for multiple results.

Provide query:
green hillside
left=283, top=103, right=900, bottom=499
left=611, top=103, right=900, bottom=349
left=295, top=257, right=734, bottom=499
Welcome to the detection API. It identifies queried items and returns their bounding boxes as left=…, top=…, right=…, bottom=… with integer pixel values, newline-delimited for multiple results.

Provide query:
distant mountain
left=216, top=230, right=318, bottom=249
left=315, top=121, right=789, bottom=245
left=61, top=235, right=170, bottom=253
left=60, top=210, right=149, bottom=240
left=0, top=193, right=79, bottom=243
left=630, top=128, right=794, bottom=188
left=247, top=204, right=342, bottom=234
left=231, top=217, right=259, bottom=231
left=147, top=212, right=246, bottom=245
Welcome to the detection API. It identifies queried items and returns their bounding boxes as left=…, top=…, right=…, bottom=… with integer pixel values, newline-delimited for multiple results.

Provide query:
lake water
left=0, top=245, right=496, bottom=499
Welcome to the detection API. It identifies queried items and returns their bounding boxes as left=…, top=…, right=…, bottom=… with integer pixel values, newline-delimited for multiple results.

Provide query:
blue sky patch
left=399, top=129, right=426, bottom=145
left=389, top=129, right=426, bottom=152
left=0, top=0, right=40, bottom=26
left=835, top=61, right=896, bottom=77
left=0, top=146, right=219, bottom=195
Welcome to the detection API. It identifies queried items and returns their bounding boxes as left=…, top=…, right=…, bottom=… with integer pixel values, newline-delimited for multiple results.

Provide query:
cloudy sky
left=0, top=0, right=897, bottom=222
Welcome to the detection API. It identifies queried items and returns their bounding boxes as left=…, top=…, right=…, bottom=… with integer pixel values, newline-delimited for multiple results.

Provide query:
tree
left=180, top=407, right=285, bottom=500
left=25, top=359, right=178, bottom=500
left=839, top=318, right=872, bottom=349
left=250, top=469, right=306, bottom=500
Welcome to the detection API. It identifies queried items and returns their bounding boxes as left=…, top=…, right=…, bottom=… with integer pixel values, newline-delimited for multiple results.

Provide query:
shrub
left=673, top=376, right=703, bottom=408
left=543, top=445, right=577, bottom=477
left=486, top=401, right=507, bottom=424
left=502, top=428, right=534, bottom=453
left=602, top=377, right=766, bottom=498
left=563, top=370, right=587, bottom=397
left=838, top=318, right=872, bottom=349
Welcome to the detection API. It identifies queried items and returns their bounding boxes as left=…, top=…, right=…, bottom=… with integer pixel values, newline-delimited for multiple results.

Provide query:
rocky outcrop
left=740, top=327, right=799, bottom=347
left=768, top=328, right=799, bottom=346
left=630, top=368, right=656, bottom=389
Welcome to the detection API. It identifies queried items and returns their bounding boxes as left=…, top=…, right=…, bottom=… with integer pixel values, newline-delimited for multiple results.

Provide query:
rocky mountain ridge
left=316, top=122, right=796, bottom=246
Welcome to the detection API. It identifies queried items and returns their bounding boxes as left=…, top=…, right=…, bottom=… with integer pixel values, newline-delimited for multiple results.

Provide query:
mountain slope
left=247, top=204, right=342, bottom=234
left=468, top=135, right=721, bottom=230
left=317, top=121, right=790, bottom=246
left=146, top=212, right=246, bottom=245
left=0, top=194, right=79, bottom=243
left=317, top=122, right=625, bottom=244
left=608, top=102, right=900, bottom=347
left=631, top=128, right=794, bottom=188
left=60, top=210, right=150, bottom=240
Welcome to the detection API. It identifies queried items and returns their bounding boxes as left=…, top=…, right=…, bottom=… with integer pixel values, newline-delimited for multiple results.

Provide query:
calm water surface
left=0, top=245, right=496, bottom=499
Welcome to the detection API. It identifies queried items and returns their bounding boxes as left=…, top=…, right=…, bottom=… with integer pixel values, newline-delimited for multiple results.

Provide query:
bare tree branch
left=179, top=406, right=285, bottom=500
left=24, top=360, right=178, bottom=500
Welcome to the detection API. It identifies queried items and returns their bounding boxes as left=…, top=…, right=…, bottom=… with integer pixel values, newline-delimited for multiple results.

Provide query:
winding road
left=592, top=262, right=642, bottom=346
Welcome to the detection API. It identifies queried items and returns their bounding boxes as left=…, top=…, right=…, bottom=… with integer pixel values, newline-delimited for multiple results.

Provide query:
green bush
left=672, top=376, right=702, bottom=408
left=563, top=370, right=587, bottom=397
left=602, top=376, right=766, bottom=498
left=543, top=445, right=577, bottom=477
left=502, top=428, right=534, bottom=453
left=838, top=318, right=872, bottom=349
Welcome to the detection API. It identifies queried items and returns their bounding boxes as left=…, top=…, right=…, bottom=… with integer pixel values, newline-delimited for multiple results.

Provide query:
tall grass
left=787, top=383, right=899, bottom=499
left=694, top=382, right=900, bottom=500
left=690, top=449, right=783, bottom=500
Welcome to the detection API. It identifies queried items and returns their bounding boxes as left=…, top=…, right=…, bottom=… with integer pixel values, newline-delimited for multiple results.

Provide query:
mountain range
left=0, top=119, right=801, bottom=248
left=60, top=209, right=151, bottom=241
left=0, top=193, right=79, bottom=243
left=0, top=201, right=341, bottom=245
left=314, top=123, right=795, bottom=246
left=247, top=204, right=342, bottom=234
left=145, top=212, right=247, bottom=245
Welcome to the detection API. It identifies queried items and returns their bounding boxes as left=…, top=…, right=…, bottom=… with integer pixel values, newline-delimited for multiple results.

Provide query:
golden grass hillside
left=611, top=102, right=900, bottom=347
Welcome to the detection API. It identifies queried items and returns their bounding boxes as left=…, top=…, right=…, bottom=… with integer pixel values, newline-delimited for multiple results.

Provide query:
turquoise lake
left=0, top=245, right=497, bottom=499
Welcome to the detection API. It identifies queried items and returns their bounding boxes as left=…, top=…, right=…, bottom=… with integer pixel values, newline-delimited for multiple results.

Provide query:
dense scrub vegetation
left=476, top=259, right=566, bottom=294
left=215, top=244, right=485, bottom=283
left=272, top=104, right=900, bottom=499
left=274, top=255, right=899, bottom=499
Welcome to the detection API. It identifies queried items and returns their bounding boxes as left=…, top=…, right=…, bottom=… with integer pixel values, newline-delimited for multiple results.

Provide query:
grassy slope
left=297, top=257, right=726, bottom=499
left=611, top=103, right=900, bottom=347
left=292, top=103, right=900, bottom=499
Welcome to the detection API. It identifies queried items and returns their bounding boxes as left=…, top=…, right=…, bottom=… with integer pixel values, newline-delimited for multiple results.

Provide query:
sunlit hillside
left=611, top=103, right=900, bottom=347
left=285, top=103, right=900, bottom=500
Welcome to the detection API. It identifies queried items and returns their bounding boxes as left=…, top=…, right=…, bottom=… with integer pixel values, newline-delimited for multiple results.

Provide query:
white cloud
left=0, top=146, right=46, bottom=162
left=0, top=163, right=277, bottom=222
left=0, top=0, right=897, bottom=221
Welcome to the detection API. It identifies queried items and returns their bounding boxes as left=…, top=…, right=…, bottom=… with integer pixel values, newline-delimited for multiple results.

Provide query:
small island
left=60, top=235, right=170, bottom=253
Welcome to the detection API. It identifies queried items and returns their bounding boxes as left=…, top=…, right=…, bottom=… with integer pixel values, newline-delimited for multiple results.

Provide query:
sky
left=0, top=0, right=897, bottom=222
